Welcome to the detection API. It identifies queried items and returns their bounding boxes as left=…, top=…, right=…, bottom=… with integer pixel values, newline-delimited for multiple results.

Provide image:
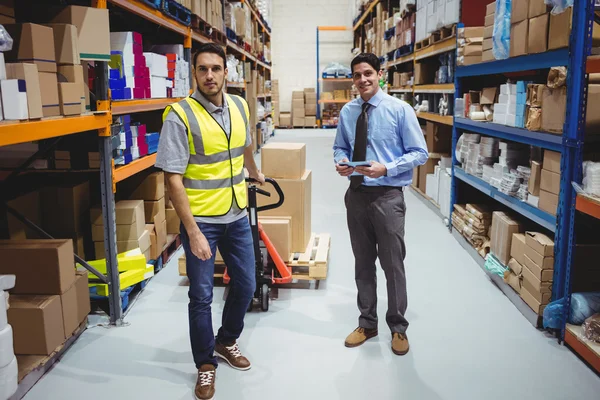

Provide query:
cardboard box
left=60, top=272, right=89, bottom=337
left=94, top=228, right=152, bottom=259
left=41, top=181, right=90, bottom=237
left=511, top=0, right=529, bottom=23
left=528, top=13, right=549, bottom=54
left=45, top=24, right=80, bottom=65
left=520, top=285, right=546, bottom=314
left=485, top=14, right=495, bottom=27
left=539, top=189, right=558, bottom=216
left=458, top=55, right=482, bottom=66
left=540, top=169, right=561, bottom=195
left=541, top=86, right=566, bottom=133
left=258, top=217, right=292, bottom=259
left=292, top=98, right=304, bottom=109
left=51, top=6, right=110, bottom=61
left=510, top=233, right=527, bottom=267
left=4, top=23, right=57, bottom=72
left=305, top=103, right=317, bottom=116
left=510, top=20, right=529, bottom=57
left=504, top=270, right=522, bottom=294
left=482, top=50, right=495, bottom=62
left=2, top=191, right=41, bottom=240
left=279, top=113, right=291, bottom=127
left=543, top=150, right=561, bottom=173
left=91, top=200, right=146, bottom=242
left=528, top=0, right=548, bottom=18
left=484, top=25, right=494, bottom=39
left=59, top=82, right=81, bottom=115
left=426, top=122, right=452, bottom=153
left=414, top=62, right=437, bottom=85
left=261, top=143, right=306, bottom=180
left=156, top=216, right=168, bottom=252
left=0, top=240, right=75, bottom=295
left=523, top=254, right=554, bottom=282
left=508, top=257, right=524, bottom=276
left=483, top=38, right=493, bottom=52
left=528, top=161, right=541, bottom=196
left=258, top=170, right=312, bottom=252
left=166, top=208, right=180, bottom=235
left=486, top=2, right=496, bottom=16
left=525, top=231, right=554, bottom=257
left=586, top=84, right=600, bottom=133
left=525, top=245, right=554, bottom=271
left=144, top=197, right=166, bottom=224
left=147, top=224, right=159, bottom=261
left=8, top=295, right=65, bottom=355
left=490, top=212, right=523, bottom=266
left=549, top=7, right=571, bottom=50
left=58, top=65, right=85, bottom=113
left=5, top=63, right=43, bottom=119
left=38, top=72, right=61, bottom=117
left=122, top=172, right=165, bottom=201
left=293, top=117, right=305, bottom=127
left=522, top=263, right=552, bottom=293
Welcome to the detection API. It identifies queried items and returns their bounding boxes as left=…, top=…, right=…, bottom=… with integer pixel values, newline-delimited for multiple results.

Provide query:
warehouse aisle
left=23, top=130, right=600, bottom=400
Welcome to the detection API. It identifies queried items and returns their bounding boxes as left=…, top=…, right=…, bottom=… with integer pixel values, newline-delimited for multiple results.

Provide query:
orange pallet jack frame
left=223, top=178, right=291, bottom=311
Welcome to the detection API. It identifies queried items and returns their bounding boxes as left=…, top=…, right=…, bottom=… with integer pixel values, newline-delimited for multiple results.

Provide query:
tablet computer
left=338, top=161, right=371, bottom=168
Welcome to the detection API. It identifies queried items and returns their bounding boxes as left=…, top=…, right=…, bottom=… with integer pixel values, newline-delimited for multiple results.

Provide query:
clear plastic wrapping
left=583, top=314, right=600, bottom=343
left=544, top=0, right=574, bottom=15
left=547, top=67, right=567, bottom=89
left=582, top=161, right=600, bottom=196
left=492, top=0, right=511, bottom=60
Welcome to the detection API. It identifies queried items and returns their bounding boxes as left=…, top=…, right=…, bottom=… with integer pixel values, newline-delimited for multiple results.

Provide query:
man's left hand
left=355, top=161, right=387, bottom=179
left=249, top=171, right=266, bottom=185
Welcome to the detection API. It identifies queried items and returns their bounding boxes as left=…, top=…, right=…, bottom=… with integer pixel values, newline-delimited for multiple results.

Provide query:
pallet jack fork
left=223, top=177, right=292, bottom=311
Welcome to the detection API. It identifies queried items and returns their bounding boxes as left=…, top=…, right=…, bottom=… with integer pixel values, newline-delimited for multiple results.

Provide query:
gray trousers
left=345, top=185, right=409, bottom=334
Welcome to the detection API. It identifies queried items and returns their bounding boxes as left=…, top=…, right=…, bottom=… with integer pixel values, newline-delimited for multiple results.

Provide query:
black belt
left=352, top=185, right=404, bottom=193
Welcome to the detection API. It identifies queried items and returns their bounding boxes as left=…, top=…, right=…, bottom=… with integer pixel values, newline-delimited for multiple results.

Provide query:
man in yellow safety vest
left=156, top=42, right=264, bottom=400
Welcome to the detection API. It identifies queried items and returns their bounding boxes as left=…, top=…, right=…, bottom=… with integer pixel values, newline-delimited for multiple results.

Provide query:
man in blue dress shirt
left=333, top=53, right=428, bottom=355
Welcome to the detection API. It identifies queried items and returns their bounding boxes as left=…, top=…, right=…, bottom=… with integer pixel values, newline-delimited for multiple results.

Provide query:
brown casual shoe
left=195, top=364, right=216, bottom=400
left=392, top=332, right=409, bottom=355
left=344, top=327, right=378, bottom=348
left=214, top=341, right=251, bottom=371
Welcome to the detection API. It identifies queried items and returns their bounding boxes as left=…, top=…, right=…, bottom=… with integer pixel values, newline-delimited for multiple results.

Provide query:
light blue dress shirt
left=333, top=88, right=429, bottom=187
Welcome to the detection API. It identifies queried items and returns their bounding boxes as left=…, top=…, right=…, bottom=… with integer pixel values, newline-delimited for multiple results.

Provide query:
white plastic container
left=0, top=356, right=18, bottom=400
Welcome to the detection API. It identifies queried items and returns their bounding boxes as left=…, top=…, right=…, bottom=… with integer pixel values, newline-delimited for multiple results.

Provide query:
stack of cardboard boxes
left=539, top=150, right=561, bottom=216
left=259, top=143, right=312, bottom=254
left=272, top=79, right=280, bottom=127
left=0, top=240, right=90, bottom=373
left=290, top=89, right=317, bottom=128
left=304, top=89, right=317, bottom=127
left=191, top=0, right=226, bottom=33
left=0, top=274, right=17, bottom=400
left=457, top=26, right=483, bottom=66
left=521, top=232, right=554, bottom=315
left=490, top=211, right=524, bottom=267
left=292, top=91, right=305, bottom=127
left=415, top=122, right=451, bottom=197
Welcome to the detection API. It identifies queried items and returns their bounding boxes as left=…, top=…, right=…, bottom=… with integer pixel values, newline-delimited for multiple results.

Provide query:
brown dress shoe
left=392, top=332, right=409, bottom=355
left=344, top=327, right=378, bottom=348
left=215, top=341, right=252, bottom=371
left=195, top=364, right=216, bottom=400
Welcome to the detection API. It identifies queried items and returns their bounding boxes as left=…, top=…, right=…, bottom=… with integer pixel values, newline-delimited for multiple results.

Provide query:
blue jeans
left=180, top=217, right=256, bottom=369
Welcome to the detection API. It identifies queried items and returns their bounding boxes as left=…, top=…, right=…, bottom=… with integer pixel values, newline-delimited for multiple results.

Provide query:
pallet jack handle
left=246, top=177, right=284, bottom=212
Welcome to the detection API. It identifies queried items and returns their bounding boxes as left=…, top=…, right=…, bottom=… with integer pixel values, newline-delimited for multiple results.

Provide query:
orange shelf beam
left=0, top=113, right=111, bottom=147
left=114, top=154, right=157, bottom=183
left=112, top=98, right=184, bottom=115
left=576, top=193, right=600, bottom=219
left=353, top=0, right=380, bottom=31
left=108, top=0, right=190, bottom=37
left=416, top=112, right=453, bottom=126
left=321, top=78, right=353, bottom=82
left=587, top=56, right=600, bottom=74
left=566, top=325, right=600, bottom=374
left=318, top=26, right=350, bottom=31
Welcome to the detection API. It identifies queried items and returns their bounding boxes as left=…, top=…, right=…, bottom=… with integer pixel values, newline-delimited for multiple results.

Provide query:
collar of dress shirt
left=358, top=87, right=384, bottom=109
left=192, top=89, right=228, bottom=113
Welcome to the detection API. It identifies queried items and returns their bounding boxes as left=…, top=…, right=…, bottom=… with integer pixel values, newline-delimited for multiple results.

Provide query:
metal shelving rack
left=450, top=1, right=596, bottom=336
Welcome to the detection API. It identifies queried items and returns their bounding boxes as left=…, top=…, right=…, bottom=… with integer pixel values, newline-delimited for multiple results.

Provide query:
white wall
left=272, top=0, right=355, bottom=112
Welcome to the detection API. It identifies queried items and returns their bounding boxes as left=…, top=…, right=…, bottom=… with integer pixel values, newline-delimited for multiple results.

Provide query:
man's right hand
left=336, top=158, right=354, bottom=177
left=189, top=230, right=212, bottom=261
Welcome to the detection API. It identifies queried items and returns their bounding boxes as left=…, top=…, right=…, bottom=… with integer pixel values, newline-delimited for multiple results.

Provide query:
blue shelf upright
left=450, top=1, right=597, bottom=337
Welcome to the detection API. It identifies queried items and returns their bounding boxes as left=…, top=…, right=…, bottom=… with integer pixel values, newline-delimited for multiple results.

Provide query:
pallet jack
left=223, top=177, right=293, bottom=311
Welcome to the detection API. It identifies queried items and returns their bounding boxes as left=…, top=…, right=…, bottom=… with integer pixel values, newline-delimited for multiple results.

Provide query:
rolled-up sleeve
left=384, top=106, right=429, bottom=177
left=155, top=110, right=190, bottom=175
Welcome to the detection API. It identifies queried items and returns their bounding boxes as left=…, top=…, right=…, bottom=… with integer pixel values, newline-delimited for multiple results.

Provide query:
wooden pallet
left=288, top=233, right=331, bottom=280
left=415, top=36, right=432, bottom=51
left=415, top=24, right=457, bottom=51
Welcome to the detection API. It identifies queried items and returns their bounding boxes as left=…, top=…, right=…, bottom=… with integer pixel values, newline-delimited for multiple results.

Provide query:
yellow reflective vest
left=163, top=94, right=249, bottom=217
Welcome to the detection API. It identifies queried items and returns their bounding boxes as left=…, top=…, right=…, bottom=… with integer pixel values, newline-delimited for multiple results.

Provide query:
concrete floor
left=23, top=129, right=600, bottom=400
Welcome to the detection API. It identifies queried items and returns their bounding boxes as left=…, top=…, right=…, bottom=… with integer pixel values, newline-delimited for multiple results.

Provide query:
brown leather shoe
left=195, top=364, right=216, bottom=400
left=392, top=333, right=409, bottom=355
left=344, top=327, right=378, bottom=348
left=215, top=341, right=251, bottom=371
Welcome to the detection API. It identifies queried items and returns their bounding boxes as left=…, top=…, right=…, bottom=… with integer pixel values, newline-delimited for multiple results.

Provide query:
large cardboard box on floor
left=258, top=217, right=292, bottom=260
left=490, top=212, right=524, bottom=266
left=261, top=142, right=306, bottom=179
left=0, top=239, right=75, bottom=295
left=8, top=294, right=65, bottom=355
left=257, top=170, right=312, bottom=252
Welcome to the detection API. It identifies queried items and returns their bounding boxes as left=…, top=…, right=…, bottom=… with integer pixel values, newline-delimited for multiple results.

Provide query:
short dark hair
left=351, top=53, right=381, bottom=74
left=193, top=43, right=227, bottom=69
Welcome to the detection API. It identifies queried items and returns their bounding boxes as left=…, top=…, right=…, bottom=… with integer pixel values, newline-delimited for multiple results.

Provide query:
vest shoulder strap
left=227, top=94, right=249, bottom=128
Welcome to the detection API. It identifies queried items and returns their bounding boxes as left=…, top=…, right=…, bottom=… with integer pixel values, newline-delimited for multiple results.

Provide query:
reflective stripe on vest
left=163, top=94, right=249, bottom=217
